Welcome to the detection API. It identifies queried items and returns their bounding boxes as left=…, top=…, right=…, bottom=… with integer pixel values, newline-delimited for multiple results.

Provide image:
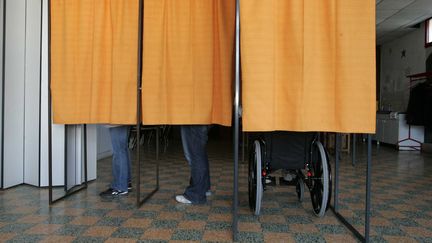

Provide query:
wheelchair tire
left=248, top=140, right=263, bottom=215
left=296, top=174, right=305, bottom=202
left=325, top=150, right=332, bottom=212
left=309, top=141, right=330, bottom=217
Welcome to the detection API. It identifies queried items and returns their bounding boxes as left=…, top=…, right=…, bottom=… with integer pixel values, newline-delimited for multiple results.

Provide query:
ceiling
left=376, top=0, right=432, bottom=45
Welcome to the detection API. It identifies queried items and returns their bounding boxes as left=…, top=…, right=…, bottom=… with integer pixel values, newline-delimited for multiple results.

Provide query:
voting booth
left=50, top=0, right=375, bottom=241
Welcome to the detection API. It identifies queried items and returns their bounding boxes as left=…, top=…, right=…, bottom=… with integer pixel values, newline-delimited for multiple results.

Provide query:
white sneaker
left=206, top=190, right=212, bottom=197
left=175, top=195, right=192, bottom=204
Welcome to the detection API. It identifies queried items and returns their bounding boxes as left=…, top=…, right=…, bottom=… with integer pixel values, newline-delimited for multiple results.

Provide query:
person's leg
left=181, top=127, right=192, bottom=166
left=179, top=125, right=210, bottom=204
left=109, top=126, right=130, bottom=192
left=182, top=127, right=211, bottom=194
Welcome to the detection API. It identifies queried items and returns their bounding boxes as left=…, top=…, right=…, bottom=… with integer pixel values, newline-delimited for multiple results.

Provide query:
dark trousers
left=181, top=125, right=211, bottom=204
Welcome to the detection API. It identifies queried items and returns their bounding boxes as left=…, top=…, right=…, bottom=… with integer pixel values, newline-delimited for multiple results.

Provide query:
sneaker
left=106, top=182, right=132, bottom=192
left=175, top=195, right=192, bottom=204
left=206, top=190, right=212, bottom=197
left=99, top=188, right=128, bottom=197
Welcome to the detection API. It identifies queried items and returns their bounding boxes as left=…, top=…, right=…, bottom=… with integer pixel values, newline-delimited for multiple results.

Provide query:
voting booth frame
left=45, top=0, right=373, bottom=242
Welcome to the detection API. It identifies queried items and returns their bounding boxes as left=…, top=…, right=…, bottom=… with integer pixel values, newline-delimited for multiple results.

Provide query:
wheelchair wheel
left=325, top=150, right=332, bottom=212
left=248, top=140, right=263, bottom=215
left=296, top=175, right=305, bottom=202
left=309, top=141, right=330, bottom=217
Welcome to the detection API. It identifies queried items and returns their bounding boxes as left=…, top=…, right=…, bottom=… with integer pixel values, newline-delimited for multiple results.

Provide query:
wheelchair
left=248, top=131, right=332, bottom=217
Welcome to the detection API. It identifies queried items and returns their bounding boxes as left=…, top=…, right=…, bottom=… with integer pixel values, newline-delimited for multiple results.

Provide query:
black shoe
left=106, top=182, right=132, bottom=192
left=99, top=188, right=128, bottom=197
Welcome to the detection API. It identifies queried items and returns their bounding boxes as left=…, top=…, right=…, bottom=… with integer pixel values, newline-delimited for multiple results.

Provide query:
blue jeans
left=109, top=126, right=131, bottom=192
left=181, top=125, right=211, bottom=204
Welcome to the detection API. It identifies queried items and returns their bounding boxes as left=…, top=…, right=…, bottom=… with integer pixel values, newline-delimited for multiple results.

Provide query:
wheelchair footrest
left=265, top=176, right=276, bottom=186
left=279, top=177, right=297, bottom=186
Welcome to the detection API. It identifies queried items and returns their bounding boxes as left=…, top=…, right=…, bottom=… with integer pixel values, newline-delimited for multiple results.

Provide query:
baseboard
left=422, top=143, right=432, bottom=153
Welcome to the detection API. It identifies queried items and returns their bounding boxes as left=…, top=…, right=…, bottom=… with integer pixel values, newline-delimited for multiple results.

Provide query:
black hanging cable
left=135, top=0, right=144, bottom=206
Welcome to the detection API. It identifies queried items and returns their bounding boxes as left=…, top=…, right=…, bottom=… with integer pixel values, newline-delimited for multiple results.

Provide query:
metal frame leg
left=135, top=0, right=158, bottom=207
left=330, top=133, right=372, bottom=243
left=352, top=134, right=356, bottom=166
left=233, top=0, right=241, bottom=240
left=365, top=134, right=372, bottom=242
left=334, top=133, right=340, bottom=211
left=136, top=126, right=160, bottom=207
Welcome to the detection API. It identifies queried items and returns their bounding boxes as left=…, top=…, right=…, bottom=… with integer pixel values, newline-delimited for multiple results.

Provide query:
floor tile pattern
left=1, top=136, right=432, bottom=242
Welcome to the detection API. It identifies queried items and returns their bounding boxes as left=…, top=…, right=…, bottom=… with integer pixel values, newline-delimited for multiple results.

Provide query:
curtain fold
left=241, top=0, right=376, bottom=133
left=140, top=0, right=235, bottom=126
left=51, top=0, right=375, bottom=132
left=51, top=0, right=138, bottom=124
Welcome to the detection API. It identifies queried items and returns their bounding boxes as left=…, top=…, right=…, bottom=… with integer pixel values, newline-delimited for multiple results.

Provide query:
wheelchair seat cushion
left=264, top=131, right=314, bottom=170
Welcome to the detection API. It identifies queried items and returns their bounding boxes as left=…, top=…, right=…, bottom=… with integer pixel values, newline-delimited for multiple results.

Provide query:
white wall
left=3, top=0, right=26, bottom=188
left=87, top=125, right=97, bottom=181
left=24, top=0, right=41, bottom=186
left=2, top=0, right=41, bottom=188
left=64, top=125, right=98, bottom=188
left=1, top=0, right=97, bottom=188
left=380, top=25, right=427, bottom=112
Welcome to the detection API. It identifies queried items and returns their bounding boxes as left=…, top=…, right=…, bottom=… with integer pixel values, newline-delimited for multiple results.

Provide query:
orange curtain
left=241, top=0, right=376, bottom=133
left=140, top=0, right=235, bottom=126
left=51, top=0, right=138, bottom=124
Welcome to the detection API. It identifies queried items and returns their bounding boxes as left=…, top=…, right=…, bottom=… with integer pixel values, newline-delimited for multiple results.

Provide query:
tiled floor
left=0, top=136, right=432, bottom=242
